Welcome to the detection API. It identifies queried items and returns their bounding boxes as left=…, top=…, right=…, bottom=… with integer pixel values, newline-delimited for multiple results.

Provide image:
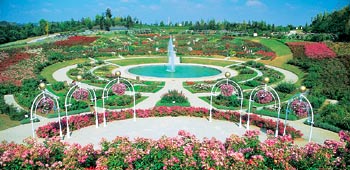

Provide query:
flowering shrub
left=304, top=43, right=337, bottom=59
left=111, top=83, right=126, bottom=95
left=1, top=130, right=349, bottom=169
left=256, top=90, right=273, bottom=104
left=291, top=99, right=309, bottom=118
left=37, top=97, right=54, bottom=114
left=220, top=84, right=234, bottom=96
left=286, top=42, right=337, bottom=59
left=36, top=106, right=302, bottom=139
left=72, top=88, right=89, bottom=101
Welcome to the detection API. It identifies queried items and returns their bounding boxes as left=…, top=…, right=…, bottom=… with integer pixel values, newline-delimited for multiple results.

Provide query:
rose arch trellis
left=247, top=77, right=281, bottom=137
left=284, top=86, right=314, bottom=142
left=102, top=71, right=136, bottom=127
left=30, top=83, right=62, bottom=138
left=65, top=75, right=97, bottom=138
left=209, top=72, right=244, bottom=127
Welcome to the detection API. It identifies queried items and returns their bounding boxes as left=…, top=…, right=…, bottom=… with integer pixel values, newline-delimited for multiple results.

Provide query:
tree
left=104, top=8, right=112, bottom=31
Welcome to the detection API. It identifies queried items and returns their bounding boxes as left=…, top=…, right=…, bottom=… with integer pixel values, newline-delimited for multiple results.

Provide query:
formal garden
left=1, top=5, right=350, bottom=168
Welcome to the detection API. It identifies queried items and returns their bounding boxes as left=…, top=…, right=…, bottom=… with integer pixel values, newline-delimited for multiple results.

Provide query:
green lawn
left=182, top=58, right=236, bottom=67
left=0, top=114, right=21, bottom=131
left=40, top=58, right=89, bottom=83
left=109, top=57, right=167, bottom=66
left=258, top=38, right=292, bottom=56
left=93, top=65, right=119, bottom=78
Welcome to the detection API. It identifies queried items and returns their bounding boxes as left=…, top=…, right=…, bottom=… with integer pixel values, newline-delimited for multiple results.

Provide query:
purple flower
left=256, top=90, right=273, bottom=104
left=72, top=88, right=89, bottom=101
left=112, top=83, right=126, bottom=95
left=220, top=84, right=234, bottom=96
left=291, top=99, right=309, bottom=117
left=38, top=97, right=54, bottom=114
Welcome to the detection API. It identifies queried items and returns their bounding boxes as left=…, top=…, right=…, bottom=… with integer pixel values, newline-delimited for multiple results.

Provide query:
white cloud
left=246, top=0, right=264, bottom=7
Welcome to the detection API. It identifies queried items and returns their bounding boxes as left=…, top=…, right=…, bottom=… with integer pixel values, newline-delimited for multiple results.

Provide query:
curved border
left=117, top=63, right=238, bottom=81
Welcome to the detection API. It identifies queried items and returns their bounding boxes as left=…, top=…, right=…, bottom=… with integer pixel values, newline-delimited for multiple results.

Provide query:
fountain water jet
left=167, top=36, right=176, bottom=72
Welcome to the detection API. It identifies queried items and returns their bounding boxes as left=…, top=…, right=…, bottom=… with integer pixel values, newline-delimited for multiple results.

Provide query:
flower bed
left=1, top=130, right=349, bottom=169
left=286, top=42, right=336, bottom=59
left=54, top=36, right=98, bottom=46
left=304, top=42, right=336, bottom=59
left=36, top=106, right=302, bottom=139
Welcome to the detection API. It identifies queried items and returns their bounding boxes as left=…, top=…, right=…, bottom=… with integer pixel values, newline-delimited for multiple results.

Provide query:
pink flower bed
left=36, top=106, right=302, bottom=139
left=304, top=42, right=337, bottom=59
left=1, top=130, right=349, bottom=169
left=286, top=42, right=337, bottom=59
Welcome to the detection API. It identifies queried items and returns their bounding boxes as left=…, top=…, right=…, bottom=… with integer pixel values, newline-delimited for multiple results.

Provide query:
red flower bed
left=36, top=106, right=302, bottom=139
left=0, top=52, right=32, bottom=85
left=304, top=42, right=336, bottom=59
left=54, top=36, right=98, bottom=46
left=256, top=50, right=276, bottom=58
left=190, top=50, right=203, bottom=55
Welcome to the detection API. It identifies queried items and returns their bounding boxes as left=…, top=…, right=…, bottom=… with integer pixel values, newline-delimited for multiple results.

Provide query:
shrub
left=244, top=80, right=261, bottom=87
left=160, top=90, right=188, bottom=104
left=275, top=82, right=296, bottom=93
left=51, top=81, right=65, bottom=91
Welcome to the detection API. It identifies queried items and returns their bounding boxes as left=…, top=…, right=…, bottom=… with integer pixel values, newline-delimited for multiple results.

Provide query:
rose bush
left=1, top=130, right=349, bottom=169
left=111, top=83, right=126, bottom=95
left=256, top=90, right=273, bottom=104
left=220, top=84, right=234, bottom=96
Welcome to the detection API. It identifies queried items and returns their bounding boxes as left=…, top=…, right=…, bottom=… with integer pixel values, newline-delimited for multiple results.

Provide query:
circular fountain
left=123, top=36, right=234, bottom=80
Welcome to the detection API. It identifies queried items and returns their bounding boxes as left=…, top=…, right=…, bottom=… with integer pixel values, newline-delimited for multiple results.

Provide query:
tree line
left=0, top=5, right=349, bottom=44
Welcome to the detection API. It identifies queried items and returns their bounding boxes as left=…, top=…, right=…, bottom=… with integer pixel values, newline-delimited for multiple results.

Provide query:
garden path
left=52, top=65, right=102, bottom=90
left=3, top=94, right=47, bottom=120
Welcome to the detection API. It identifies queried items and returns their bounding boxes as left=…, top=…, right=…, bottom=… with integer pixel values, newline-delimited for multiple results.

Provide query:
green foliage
left=255, top=109, right=299, bottom=120
left=275, top=82, right=296, bottom=93
left=244, top=80, right=261, bottom=87
left=212, top=95, right=241, bottom=108
left=160, top=90, right=188, bottom=104
left=51, top=81, right=65, bottom=91
left=318, top=104, right=350, bottom=131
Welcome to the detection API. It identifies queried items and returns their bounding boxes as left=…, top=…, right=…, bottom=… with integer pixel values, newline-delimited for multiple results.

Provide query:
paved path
left=65, top=117, right=264, bottom=148
left=4, top=94, right=25, bottom=112
left=52, top=65, right=102, bottom=90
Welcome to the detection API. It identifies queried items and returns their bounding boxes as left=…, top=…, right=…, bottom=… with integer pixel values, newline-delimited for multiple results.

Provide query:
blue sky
left=0, top=0, right=348, bottom=26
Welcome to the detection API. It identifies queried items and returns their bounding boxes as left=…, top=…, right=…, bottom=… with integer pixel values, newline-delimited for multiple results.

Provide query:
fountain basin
left=128, top=64, right=222, bottom=78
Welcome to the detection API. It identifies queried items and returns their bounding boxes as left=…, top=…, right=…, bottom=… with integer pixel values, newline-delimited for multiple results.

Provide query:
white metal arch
left=30, top=89, right=62, bottom=138
left=102, top=76, right=136, bottom=127
left=247, top=84, right=281, bottom=137
left=209, top=78, right=244, bottom=127
left=284, top=93, right=314, bottom=142
left=64, top=83, right=97, bottom=138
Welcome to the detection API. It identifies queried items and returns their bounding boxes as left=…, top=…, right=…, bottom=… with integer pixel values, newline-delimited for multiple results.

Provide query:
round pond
left=128, top=64, right=222, bottom=78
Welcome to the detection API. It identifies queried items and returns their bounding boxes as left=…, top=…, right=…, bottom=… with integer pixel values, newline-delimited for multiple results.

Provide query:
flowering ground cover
left=286, top=42, right=336, bottom=59
left=54, top=36, right=98, bottom=46
left=1, top=130, right=349, bottom=169
left=36, top=106, right=302, bottom=139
